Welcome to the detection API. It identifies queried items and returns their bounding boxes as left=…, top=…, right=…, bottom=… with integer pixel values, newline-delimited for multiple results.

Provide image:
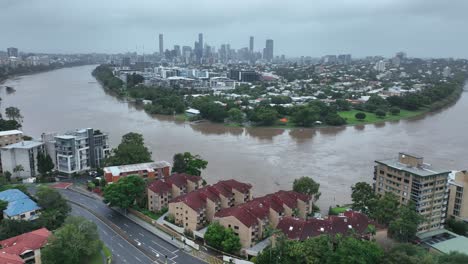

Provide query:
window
left=234, top=226, right=239, bottom=230
left=21, top=214, right=26, bottom=219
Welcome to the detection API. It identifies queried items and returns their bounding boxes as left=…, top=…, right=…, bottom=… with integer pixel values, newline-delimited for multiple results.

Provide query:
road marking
left=170, top=255, right=178, bottom=260
left=135, top=256, right=142, bottom=262
left=172, top=249, right=179, bottom=254
left=118, top=243, right=124, bottom=248
left=151, top=240, right=174, bottom=254
left=102, top=230, right=108, bottom=236
left=139, top=232, right=144, bottom=237
left=149, top=246, right=162, bottom=257
left=124, top=223, right=130, bottom=227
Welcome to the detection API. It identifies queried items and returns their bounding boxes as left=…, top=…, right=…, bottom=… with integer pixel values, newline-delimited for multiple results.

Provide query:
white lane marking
left=135, top=256, right=142, bottom=262
left=139, top=232, right=144, bottom=237
left=118, top=243, right=124, bottom=248
left=170, top=255, right=178, bottom=260
left=172, top=249, right=179, bottom=254
left=102, top=230, right=108, bottom=236
left=151, top=240, right=174, bottom=254
left=148, top=246, right=162, bottom=257
left=124, top=223, right=130, bottom=227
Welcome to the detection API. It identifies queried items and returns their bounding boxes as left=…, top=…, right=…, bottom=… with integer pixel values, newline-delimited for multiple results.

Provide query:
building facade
left=374, top=153, right=450, bottom=232
left=53, top=128, right=110, bottom=174
left=1, top=141, right=44, bottom=178
left=0, top=130, right=23, bottom=172
left=448, top=171, right=468, bottom=222
left=104, top=161, right=171, bottom=183
left=0, top=228, right=50, bottom=264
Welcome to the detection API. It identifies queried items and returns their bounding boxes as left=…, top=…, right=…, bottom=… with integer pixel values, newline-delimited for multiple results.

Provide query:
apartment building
left=1, top=141, right=44, bottom=179
left=0, top=228, right=51, bottom=264
left=147, top=173, right=202, bottom=212
left=374, top=152, right=450, bottom=232
left=214, top=190, right=312, bottom=249
left=0, top=130, right=23, bottom=147
left=52, top=128, right=110, bottom=174
left=447, top=171, right=468, bottom=222
left=277, top=211, right=373, bottom=241
left=168, top=180, right=252, bottom=233
left=104, top=161, right=171, bottom=183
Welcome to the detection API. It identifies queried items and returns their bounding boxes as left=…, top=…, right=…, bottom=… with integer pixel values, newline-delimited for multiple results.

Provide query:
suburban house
left=0, top=227, right=51, bottom=264
left=104, top=161, right=171, bottom=183
left=276, top=210, right=373, bottom=241
left=214, top=190, right=312, bottom=249
left=374, top=152, right=450, bottom=232
left=147, top=173, right=203, bottom=212
left=0, top=130, right=23, bottom=173
left=168, top=179, right=252, bottom=233
left=0, top=189, right=41, bottom=221
left=0, top=141, right=44, bottom=179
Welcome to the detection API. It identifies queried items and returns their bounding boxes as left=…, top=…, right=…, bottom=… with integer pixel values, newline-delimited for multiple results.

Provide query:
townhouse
left=0, top=228, right=51, bottom=264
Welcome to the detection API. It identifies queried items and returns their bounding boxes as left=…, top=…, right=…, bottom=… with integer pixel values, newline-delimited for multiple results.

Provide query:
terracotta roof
left=0, top=252, right=23, bottom=264
left=170, top=186, right=221, bottom=211
left=165, top=173, right=201, bottom=188
left=148, top=180, right=171, bottom=194
left=277, top=211, right=372, bottom=241
left=215, top=207, right=259, bottom=228
left=0, top=228, right=50, bottom=257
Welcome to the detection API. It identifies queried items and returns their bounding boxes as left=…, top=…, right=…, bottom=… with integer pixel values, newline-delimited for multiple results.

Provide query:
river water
left=2, top=65, right=467, bottom=210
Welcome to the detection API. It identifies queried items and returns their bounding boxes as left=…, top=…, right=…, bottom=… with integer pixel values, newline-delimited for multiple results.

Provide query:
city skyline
left=2, top=0, right=468, bottom=58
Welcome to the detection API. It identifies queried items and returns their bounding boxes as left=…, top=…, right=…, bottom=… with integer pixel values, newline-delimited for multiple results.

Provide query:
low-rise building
left=104, top=161, right=171, bottom=183
left=147, top=173, right=203, bottom=212
left=214, top=190, right=312, bottom=249
left=0, top=189, right=41, bottom=221
left=168, top=179, right=252, bottom=233
left=277, top=211, right=373, bottom=241
left=1, top=141, right=44, bottom=179
left=448, top=171, right=468, bottom=222
left=0, top=130, right=23, bottom=173
left=0, top=227, right=51, bottom=264
left=374, top=153, right=450, bottom=232
left=417, top=229, right=468, bottom=255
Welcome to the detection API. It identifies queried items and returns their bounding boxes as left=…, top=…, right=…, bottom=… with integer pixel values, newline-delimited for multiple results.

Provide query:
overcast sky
left=1, top=0, right=467, bottom=58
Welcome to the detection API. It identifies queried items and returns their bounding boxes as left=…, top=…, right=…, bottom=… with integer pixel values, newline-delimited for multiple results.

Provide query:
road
left=60, top=188, right=207, bottom=264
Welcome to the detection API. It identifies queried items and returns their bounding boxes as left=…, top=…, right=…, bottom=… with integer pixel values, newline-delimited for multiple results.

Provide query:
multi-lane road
left=35, top=185, right=208, bottom=264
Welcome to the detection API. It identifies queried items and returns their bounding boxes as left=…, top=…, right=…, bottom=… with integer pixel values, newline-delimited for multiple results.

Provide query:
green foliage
left=103, top=175, right=146, bottom=209
left=253, top=107, right=278, bottom=126
left=437, top=251, right=468, bottom=264
left=293, top=176, right=321, bottom=202
left=42, top=216, right=102, bottom=264
left=5, top=107, right=23, bottom=123
left=388, top=202, right=423, bottom=242
left=126, top=73, right=144, bottom=87
left=327, top=236, right=384, bottom=264
left=0, top=200, right=8, bottom=219
left=446, top=218, right=468, bottom=236
left=36, top=186, right=71, bottom=230
left=390, top=107, right=401, bottom=115
left=105, top=132, right=152, bottom=166
left=205, top=223, right=241, bottom=254
left=371, top=192, right=400, bottom=225
left=0, top=219, right=39, bottom=240
left=171, top=152, right=208, bottom=176
left=375, top=109, right=387, bottom=118
left=351, top=182, right=377, bottom=215
left=382, top=243, right=437, bottom=264
left=227, top=108, right=244, bottom=123
left=92, top=65, right=124, bottom=94
left=355, top=112, right=366, bottom=120
left=0, top=118, right=21, bottom=130
left=37, top=152, right=55, bottom=175
left=291, top=106, right=320, bottom=127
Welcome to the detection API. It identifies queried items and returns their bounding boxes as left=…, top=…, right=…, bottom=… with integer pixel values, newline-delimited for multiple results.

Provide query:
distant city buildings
left=7, top=47, right=18, bottom=58
left=159, top=34, right=164, bottom=56
left=263, top=39, right=274, bottom=62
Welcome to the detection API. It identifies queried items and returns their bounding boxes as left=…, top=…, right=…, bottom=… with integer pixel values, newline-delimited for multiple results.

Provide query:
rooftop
left=0, top=189, right=41, bottom=217
left=1, top=141, right=43, bottom=150
left=375, top=157, right=450, bottom=177
left=0, top=130, right=23, bottom=137
left=104, top=161, right=171, bottom=176
left=418, top=229, right=468, bottom=255
left=0, top=228, right=50, bottom=256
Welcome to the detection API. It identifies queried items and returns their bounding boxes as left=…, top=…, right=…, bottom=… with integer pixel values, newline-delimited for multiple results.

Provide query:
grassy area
left=102, top=245, right=112, bottom=264
left=338, top=109, right=425, bottom=125
left=329, top=206, right=349, bottom=215
left=133, top=206, right=167, bottom=220
left=87, top=245, right=112, bottom=264
left=174, top=114, right=188, bottom=122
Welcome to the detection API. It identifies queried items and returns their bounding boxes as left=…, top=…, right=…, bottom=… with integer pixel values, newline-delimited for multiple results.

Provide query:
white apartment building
left=0, top=141, right=44, bottom=179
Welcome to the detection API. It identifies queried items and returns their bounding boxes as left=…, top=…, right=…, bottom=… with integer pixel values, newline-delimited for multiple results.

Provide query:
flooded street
left=2, top=65, right=468, bottom=210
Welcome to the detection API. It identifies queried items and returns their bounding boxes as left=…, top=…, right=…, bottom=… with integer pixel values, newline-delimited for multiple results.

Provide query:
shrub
left=355, top=112, right=366, bottom=120
left=390, top=107, right=401, bottom=115
left=375, top=109, right=386, bottom=118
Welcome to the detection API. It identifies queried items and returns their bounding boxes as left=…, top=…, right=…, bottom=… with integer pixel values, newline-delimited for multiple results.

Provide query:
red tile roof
left=170, top=186, right=221, bottom=211
left=165, top=173, right=201, bottom=188
left=148, top=180, right=171, bottom=194
left=0, top=252, right=23, bottom=264
left=0, top=228, right=50, bottom=258
left=277, top=211, right=372, bottom=241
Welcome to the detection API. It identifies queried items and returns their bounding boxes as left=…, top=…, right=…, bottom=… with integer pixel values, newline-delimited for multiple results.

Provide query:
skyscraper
left=264, top=39, right=274, bottom=62
left=249, top=36, right=254, bottom=53
left=159, top=34, right=164, bottom=55
left=198, top=33, right=203, bottom=55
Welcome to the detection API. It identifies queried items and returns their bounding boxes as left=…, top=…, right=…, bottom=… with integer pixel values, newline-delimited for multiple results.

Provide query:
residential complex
left=447, top=171, right=468, bottom=222
left=168, top=180, right=252, bottom=233
left=147, top=173, right=203, bottom=212
left=277, top=210, right=372, bottom=241
left=0, top=141, right=44, bottom=179
left=417, top=229, right=468, bottom=256
left=0, top=189, right=41, bottom=221
left=374, top=152, right=450, bottom=232
left=0, top=228, right=51, bottom=264
left=51, top=128, right=110, bottom=174
left=104, top=161, right=171, bottom=183
left=214, top=190, right=312, bottom=249
left=0, top=130, right=23, bottom=173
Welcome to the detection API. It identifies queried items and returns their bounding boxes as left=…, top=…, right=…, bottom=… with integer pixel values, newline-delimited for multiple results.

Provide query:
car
left=88, top=171, right=98, bottom=177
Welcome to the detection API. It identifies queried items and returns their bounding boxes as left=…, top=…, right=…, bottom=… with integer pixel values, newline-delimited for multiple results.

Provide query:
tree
left=105, top=132, right=152, bottom=166
left=255, top=107, right=278, bottom=126
left=12, top=165, right=24, bottom=178
left=42, top=216, right=102, bottom=264
left=103, top=175, right=146, bottom=210
left=3, top=171, right=11, bottom=182
left=372, top=192, right=400, bottom=225
left=0, top=219, right=39, bottom=240
left=388, top=203, right=423, bottom=243
left=5, top=107, right=23, bottom=123
left=446, top=218, right=468, bottom=236
left=390, top=107, right=401, bottom=115
left=293, top=176, right=321, bottom=202
left=205, top=223, right=241, bottom=254
left=355, top=112, right=366, bottom=120
left=0, top=200, right=8, bottom=220
left=222, top=228, right=242, bottom=253
left=438, top=252, right=468, bottom=264
left=327, top=236, right=384, bottom=264
left=37, top=152, right=55, bottom=175
left=36, top=186, right=71, bottom=230
left=351, top=182, right=377, bottom=215
left=375, top=109, right=387, bottom=118
left=382, top=243, right=437, bottom=264
left=227, top=108, right=244, bottom=123
left=291, top=106, right=320, bottom=127
left=171, top=152, right=208, bottom=176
